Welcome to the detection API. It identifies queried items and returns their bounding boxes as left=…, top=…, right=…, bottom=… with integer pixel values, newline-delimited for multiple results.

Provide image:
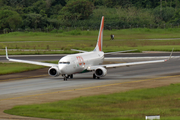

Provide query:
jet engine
left=48, top=67, right=60, bottom=77
left=95, top=67, right=107, bottom=77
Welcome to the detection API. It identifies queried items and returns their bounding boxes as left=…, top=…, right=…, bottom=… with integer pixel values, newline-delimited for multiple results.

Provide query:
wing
left=6, top=47, right=57, bottom=67
left=104, top=57, right=169, bottom=61
left=104, top=48, right=174, bottom=61
left=104, top=49, right=137, bottom=55
left=71, top=49, right=88, bottom=53
left=87, top=59, right=167, bottom=70
left=71, top=49, right=137, bottom=54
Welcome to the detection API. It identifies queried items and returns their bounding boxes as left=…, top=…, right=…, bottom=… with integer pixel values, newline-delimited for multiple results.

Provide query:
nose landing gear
left=62, top=74, right=67, bottom=81
left=62, top=74, right=73, bottom=81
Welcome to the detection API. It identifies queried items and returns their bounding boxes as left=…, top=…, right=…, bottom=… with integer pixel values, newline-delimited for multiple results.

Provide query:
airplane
left=5, top=16, right=169, bottom=81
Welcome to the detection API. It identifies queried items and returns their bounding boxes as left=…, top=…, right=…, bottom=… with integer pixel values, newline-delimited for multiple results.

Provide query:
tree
left=59, top=0, right=94, bottom=21
left=52, top=0, right=66, bottom=6
left=0, top=5, right=14, bottom=11
left=104, top=0, right=131, bottom=8
left=170, top=9, right=180, bottom=24
left=22, top=13, right=47, bottom=28
left=0, top=0, right=3, bottom=6
left=32, top=0, right=46, bottom=14
left=92, top=0, right=105, bottom=6
left=0, top=10, right=22, bottom=30
left=47, top=4, right=63, bottom=18
left=153, top=7, right=175, bottom=23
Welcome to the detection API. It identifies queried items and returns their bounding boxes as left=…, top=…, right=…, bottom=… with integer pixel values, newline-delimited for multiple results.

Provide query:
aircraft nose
left=59, top=65, right=67, bottom=74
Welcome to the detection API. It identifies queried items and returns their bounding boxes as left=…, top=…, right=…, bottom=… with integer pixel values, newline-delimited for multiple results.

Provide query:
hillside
left=0, top=0, right=180, bottom=31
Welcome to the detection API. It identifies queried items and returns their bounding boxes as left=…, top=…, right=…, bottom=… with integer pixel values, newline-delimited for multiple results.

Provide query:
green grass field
left=0, top=61, right=58, bottom=75
left=5, top=83, right=180, bottom=120
left=0, top=62, right=45, bottom=75
left=1, top=28, right=180, bottom=55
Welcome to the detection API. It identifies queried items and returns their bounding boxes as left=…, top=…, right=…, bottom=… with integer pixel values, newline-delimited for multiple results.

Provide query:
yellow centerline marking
left=0, top=74, right=180, bottom=102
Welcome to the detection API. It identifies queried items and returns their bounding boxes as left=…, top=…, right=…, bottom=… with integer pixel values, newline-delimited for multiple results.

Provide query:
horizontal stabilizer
left=71, top=49, right=88, bottom=53
left=104, top=49, right=137, bottom=55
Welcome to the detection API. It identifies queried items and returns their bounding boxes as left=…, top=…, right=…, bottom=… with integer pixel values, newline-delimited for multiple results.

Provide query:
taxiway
left=0, top=55, right=180, bottom=119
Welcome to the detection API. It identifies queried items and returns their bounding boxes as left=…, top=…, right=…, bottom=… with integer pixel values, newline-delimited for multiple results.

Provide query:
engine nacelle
left=48, top=67, right=60, bottom=77
left=95, top=67, right=107, bottom=77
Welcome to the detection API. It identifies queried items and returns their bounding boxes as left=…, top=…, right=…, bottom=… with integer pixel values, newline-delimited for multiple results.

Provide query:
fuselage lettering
left=76, top=56, right=85, bottom=66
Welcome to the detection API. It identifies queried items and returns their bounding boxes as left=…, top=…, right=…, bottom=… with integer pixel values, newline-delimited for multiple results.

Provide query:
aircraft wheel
left=70, top=74, right=73, bottom=79
left=64, top=77, right=67, bottom=81
left=67, top=75, right=70, bottom=79
left=93, top=74, right=96, bottom=79
left=97, top=77, right=100, bottom=79
left=63, top=74, right=68, bottom=81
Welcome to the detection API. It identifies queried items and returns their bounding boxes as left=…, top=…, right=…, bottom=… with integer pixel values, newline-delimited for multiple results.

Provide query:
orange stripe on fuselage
left=98, top=16, right=104, bottom=51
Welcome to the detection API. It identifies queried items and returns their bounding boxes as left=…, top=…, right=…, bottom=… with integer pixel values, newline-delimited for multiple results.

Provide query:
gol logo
left=76, top=56, right=85, bottom=66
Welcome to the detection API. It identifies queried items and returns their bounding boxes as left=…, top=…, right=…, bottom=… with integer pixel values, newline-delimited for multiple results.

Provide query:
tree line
left=0, top=0, right=180, bottom=30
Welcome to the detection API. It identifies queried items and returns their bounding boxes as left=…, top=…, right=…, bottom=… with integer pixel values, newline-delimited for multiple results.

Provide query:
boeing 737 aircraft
left=5, top=16, right=168, bottom=81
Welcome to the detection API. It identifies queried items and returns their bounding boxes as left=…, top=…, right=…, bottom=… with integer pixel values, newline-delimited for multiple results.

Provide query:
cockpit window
left=59, top=62, right=70, bottom=64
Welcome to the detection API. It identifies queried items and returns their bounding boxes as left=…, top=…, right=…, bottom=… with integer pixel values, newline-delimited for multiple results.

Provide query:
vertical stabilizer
left=94, top=16, right=104, bottom=52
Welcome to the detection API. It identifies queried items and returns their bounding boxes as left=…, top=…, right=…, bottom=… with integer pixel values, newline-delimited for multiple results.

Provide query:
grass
left=0, top=61, right=58, bottom=75
left=4, top=83, right=180, bottom=120
left=0, top=28, right=180, bottom=55
left=1, top=28, right=180, bottom=42
left=0, top=62, right=45, bottom=75
left=1, top=41, right=180, bottom=55
left=0, top=50, right=77, bottom=55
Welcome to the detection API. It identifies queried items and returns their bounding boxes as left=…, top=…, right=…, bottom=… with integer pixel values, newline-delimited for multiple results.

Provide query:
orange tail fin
left=94, top=16, right=104, bottom=52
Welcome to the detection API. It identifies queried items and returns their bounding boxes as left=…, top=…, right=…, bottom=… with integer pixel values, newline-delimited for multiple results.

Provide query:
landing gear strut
left=93, top=74, right=100, bottom=79
left=93, top=74, right=96, bottom=79
left=62, top=74, right=73, bottom=81
left=70, top=74, right=73, bottom=79
left=62, top=74, right=67, bottom=81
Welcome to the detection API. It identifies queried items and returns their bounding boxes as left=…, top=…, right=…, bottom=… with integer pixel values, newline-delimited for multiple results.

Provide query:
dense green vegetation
left=5, top=83, right=180, bottom=120
left=1, top=0, right=180, bottom=32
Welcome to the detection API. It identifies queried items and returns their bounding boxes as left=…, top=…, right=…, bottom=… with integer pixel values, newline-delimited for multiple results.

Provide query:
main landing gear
left=93, top=74, right=100, bottom=79
left=62, top=74, right=73, bottom=81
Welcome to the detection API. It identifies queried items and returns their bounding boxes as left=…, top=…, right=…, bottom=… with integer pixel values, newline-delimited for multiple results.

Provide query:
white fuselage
left=58, top=51, right=104, bottom=75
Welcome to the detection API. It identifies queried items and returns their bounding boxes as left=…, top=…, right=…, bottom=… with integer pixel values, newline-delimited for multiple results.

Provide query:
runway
left=0, top=57, right=180, bottom=119
left=0, top=58, right=180, bottom=100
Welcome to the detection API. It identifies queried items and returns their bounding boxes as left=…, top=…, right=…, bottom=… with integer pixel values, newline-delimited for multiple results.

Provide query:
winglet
left=5, top=47, right=9, bottom=60
left=169, top=48, right=174, bottom=60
